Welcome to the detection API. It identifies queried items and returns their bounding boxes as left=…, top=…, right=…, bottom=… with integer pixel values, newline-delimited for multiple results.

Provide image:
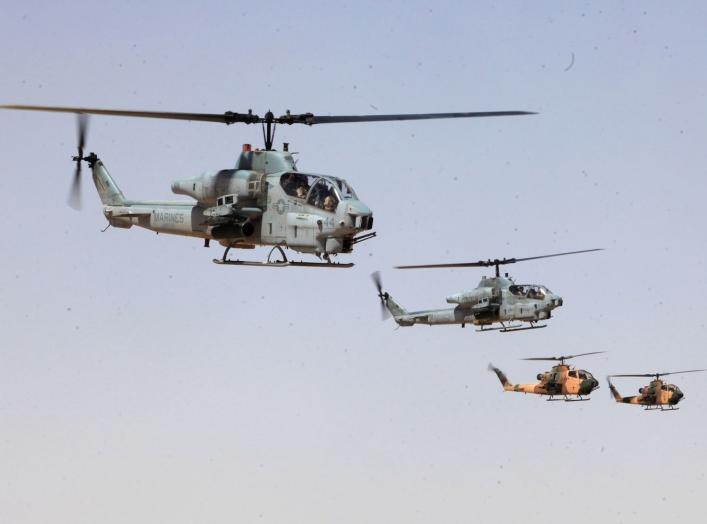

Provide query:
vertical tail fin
left=607, top=378, right=622, bottom=402
left=92, top=159, right=126, bottom=205
left=489, top=364, right=514, bottom=391
left=384, top=294, right=407, bottom=319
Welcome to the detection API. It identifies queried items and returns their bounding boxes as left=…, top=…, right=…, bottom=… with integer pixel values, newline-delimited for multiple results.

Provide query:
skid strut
left=213, top=244, right=353, bottom=268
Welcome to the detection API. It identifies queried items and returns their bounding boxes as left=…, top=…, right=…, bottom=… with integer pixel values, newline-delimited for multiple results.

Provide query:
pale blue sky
left=2, top=1, right=707, bottom=523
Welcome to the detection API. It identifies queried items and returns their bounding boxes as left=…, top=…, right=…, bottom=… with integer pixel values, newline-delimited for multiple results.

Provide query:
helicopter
left=1, top=104, right=533, bottom=267
left=607, top=370, right=705, bottom=411
left=371, top=249, right=602, bottom=332
left=488, top=352, right=603, bottom=401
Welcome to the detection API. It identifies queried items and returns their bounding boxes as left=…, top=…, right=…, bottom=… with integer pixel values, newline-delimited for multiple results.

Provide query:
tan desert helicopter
left=1, top=104, right=532, bottom=267
left=607, top=370, right=705, bottom=411
left=489, top=352, right=602, bottom=401
left=372, top=249, right=602, bottom=332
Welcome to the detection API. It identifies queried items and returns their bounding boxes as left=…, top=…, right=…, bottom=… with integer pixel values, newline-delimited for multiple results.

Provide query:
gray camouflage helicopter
left=372, top=249, right=602, bottom=332
left=1, top=104, right=532, bottom=267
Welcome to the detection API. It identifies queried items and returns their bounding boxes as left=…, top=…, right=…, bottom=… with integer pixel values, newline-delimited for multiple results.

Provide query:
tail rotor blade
left=69, top=114, right=89, bottom=210
left=68, top=162, right=82, bottom=210
left=77, top=113, right=87, bottom=152
left=371, top=271, right=383, bottom=295
left=380, top=301, right=390, bottom=320
left=371, top=271, right=391, bottom=320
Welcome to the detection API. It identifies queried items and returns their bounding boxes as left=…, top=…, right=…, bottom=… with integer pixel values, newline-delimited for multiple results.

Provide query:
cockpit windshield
left=307, top=178, right=340, bottom=211
left=280, top=173, right=312, bottom=199
left=279, top=173, right=355, bottom=212
left=334, top=178, right=357, bottom=199
left=509, top=284, right=548, bottom=300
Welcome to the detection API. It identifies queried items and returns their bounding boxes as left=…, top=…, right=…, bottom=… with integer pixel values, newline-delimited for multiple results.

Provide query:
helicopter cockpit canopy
left=280, top=173, right=358, bottom=212
left=661, top=384, right=681, bottom=394
left=509, top=284, right=549, bottom=300
left=568, top=369, right=595, bottom=380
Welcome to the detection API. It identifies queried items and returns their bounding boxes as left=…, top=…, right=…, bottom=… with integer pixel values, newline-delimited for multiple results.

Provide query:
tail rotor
left=69, top=113, right=89, bottom=210
left=371, top=271, right=391, bottom=320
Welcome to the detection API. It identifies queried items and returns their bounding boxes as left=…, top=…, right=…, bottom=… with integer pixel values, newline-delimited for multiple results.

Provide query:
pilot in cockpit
left=282, top=173, right=298, bottom=195
left=323, top=194, right=337, bottom=211
left=295, top=184, right=308, bottom=199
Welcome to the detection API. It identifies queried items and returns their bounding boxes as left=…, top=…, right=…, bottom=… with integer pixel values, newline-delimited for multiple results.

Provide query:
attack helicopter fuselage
left=608, top=378, right=684, bottom=408
left=491, top=363, right=600, bottom=398
left=382, top=275, right=563, bottom=332
left=1, top=103, right=533, bottom=265
left=96, top=146, right=375, bottom=265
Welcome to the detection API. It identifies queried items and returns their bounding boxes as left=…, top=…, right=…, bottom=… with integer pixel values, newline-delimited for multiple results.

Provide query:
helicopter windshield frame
left=279, top=173, right=357, bottom=203
left=509, top=284, right=549, bottom=300
left=306, top=177, right=341, bottom=212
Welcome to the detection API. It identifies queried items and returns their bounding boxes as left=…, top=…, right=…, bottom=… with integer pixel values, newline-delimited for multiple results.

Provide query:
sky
left=2, top=1, right=707, bottom=522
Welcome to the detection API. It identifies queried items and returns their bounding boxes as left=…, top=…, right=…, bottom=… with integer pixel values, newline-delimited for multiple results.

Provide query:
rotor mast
left=262, top=111, right=276, bottom=150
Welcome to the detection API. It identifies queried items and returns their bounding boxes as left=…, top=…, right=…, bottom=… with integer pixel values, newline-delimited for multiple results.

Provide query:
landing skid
left=476, top=323, right=547, bottom=333
left=644, top=405, right=679, bottom=412
left=546, top=395, right=590, bottom=402
left=213, top=259, right=353, bottom=268
left=213, top=244, right=353, bottom=268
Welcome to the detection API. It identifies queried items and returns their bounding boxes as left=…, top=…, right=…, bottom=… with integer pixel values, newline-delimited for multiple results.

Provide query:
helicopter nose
left=673, top=391, right=684, bottom=403
left=343, top=200, right=373, bottom=230
left=579, top=379, right=599, bottom=395
left=553, top=296, right=563, bottom=307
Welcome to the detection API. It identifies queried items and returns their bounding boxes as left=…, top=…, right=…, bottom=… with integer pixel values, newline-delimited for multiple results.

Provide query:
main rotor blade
left=658, top=369, right=706, bottom=377
left=1, top=105, right=535, bottom=127
left=610, top=370, right=706, bottom=378
left=609, top=374, right=657, bottom=378
left=0, top=104, right=259, bottom=124
left=513, top=248, right=604, bottom=263
left=396, top=260, right=499, bottom=270
left=307, top=111, right=535, bottom=124
left=522, top=351, right=605, bottom=362
left=396, top=248, right=603, bottom=270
